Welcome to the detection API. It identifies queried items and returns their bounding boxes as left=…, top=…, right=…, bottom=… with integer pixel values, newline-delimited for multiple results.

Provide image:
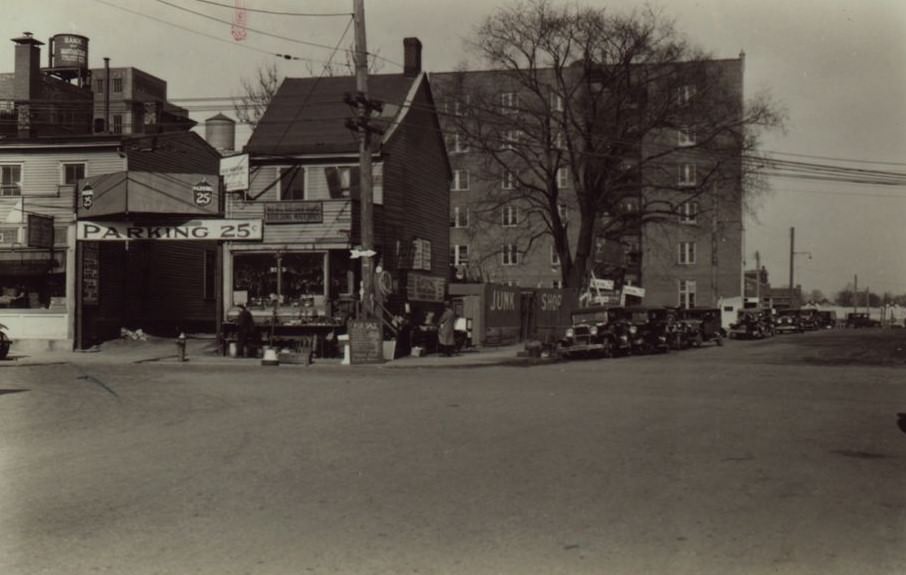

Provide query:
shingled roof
left=246, top=73, right=421, bottom=157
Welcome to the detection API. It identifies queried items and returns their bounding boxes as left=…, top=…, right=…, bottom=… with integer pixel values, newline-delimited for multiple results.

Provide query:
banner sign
left=77, top=219, right=263, bottom=241
left=622, top=285, right=646, bottom=298
left=220, top=153, right=249, bottom=192
left=264, top=201, right=323, bottom=224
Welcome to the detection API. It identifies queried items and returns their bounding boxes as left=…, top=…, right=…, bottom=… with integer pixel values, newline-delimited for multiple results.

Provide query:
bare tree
left=441, top=0, right=783, bottom=288
left=233, top=62, right=281, bottom=128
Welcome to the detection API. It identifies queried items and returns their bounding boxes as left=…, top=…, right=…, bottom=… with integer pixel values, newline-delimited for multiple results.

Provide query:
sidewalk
left=0, top=336, right=532, bottom=369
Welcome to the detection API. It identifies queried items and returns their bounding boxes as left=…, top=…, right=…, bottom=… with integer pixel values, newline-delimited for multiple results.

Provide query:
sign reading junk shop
left=77, top=220, right=263, bottom=241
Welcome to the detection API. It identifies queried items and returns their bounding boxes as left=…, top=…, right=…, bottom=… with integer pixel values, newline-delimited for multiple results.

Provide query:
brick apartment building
left=432, top=54, right=746, bottom=308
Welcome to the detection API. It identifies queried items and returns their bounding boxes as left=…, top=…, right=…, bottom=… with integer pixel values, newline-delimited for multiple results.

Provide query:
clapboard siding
left=382, top=79, right=451, bottom=276
left=242, top=163, right=383, bottom=203
left=228, top=198, right=352, bottom=244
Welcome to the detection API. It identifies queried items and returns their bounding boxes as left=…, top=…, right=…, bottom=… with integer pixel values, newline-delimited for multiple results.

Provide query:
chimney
left=12, top=32, right=44, bottom=138
left=403, top=37, right=422, bottom=77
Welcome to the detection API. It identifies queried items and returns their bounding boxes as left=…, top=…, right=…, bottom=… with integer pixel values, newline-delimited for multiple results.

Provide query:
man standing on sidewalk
left=437, top=301, right=456, bottom=357
left=236, top=304, right=257, bottom=358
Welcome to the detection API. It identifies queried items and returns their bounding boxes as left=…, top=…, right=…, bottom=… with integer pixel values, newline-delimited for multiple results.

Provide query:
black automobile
left=774, top=309, right=802, bottom=334
left=845, top=312, right=879, bottom=328
left=729, top=310, right=770, bottom=339
left=625, top=307, right=672, bottom=354
left=678, top=307, right=725, bottom=347
left=558, top=306, right=630, bottom=359
left=815, top=310, right=837, bottom=329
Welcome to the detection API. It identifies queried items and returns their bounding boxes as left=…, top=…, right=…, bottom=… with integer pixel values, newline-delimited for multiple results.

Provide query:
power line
left=155, top=0, right=355, bottom=55
left=90, top=0, right=332, bottom=64
left=187, top=0, right=352, bottom=17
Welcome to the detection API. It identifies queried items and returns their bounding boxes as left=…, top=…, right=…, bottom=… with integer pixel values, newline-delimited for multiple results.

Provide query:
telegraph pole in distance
left=788, top=226, right=794, bottom=299
left=755, top=250, right=761, bottom=309
left=853, top=274, right=858, bottom=314
left=353, top=0, right=375, bottom=318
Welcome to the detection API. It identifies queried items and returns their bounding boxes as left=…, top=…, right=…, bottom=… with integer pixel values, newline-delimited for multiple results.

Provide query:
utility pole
left=788, top=226, right=794, bottom=298
left=352, top=0, right=376, bottom=318
left=853, top=274, right=858, bottom=314
left=755, top=250, right=761, bottom=309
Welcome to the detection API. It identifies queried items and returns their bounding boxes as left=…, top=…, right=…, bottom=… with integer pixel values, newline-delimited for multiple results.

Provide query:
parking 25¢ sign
left=78, top=220, right=263, bottom=241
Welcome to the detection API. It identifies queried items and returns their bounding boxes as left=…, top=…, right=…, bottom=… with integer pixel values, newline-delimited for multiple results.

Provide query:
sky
left=4, top=0, right=906, bottom=297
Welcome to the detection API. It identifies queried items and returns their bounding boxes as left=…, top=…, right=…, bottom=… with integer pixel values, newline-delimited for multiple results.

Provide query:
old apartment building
left=432, top=54, right=746, bottom=308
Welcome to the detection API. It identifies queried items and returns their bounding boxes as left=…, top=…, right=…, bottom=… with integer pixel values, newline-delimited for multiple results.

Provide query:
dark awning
left=77, top=171, right=221, bottom=219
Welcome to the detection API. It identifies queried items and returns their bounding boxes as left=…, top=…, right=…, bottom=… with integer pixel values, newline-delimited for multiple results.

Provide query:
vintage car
left=815, top=310, right=837, bottom=329
left=845, top=312, right=879, bottom=328
left=729, top=310, right=771, bottom=339
left=625, top=307, right=672, bottom=354
left=796, top=308, right=822, bottom=330
left=0, top=322, right=9, bottom=360
left=774, top=309, right=803, bottom=334
left=677, top=307, right=724, bottom=347
left=558, top=306, right=631, bottom=359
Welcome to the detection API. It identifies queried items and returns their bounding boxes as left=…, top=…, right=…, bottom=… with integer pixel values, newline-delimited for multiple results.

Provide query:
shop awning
left=76, top=171, right=221, bottom=219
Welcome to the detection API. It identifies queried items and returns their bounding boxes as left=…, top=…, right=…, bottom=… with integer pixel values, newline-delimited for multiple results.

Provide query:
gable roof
left=245, top=73, right=421, bottom=157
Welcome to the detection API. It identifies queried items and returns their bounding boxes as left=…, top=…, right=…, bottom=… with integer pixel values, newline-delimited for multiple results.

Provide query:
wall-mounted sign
left=80, top=184, right=94, bottom=210
left=77, top=219, right=263, bottom=241
left=220, top=153, right=249, bottom=192
left=264, top=201, right=323, bottom=224
left=81, top=242, right=99, bottom=306
left=192, top=179, right=215, bottom=206
left=27, top=214, right=54, bottom=249
left=406, top=273, right=446, bottom=302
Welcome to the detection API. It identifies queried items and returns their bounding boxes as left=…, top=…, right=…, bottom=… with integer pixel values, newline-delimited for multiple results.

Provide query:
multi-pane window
left=499, top=91, right=518, bottom=112
left=678, top=127, right=696, bottom=147
left=550, top=246, right=561, bottom=266
left=501, top=130, right=522, bottom=150
left=451, top=206, right=470, bottom=228
left=444, top=96, right=468, bottom=117
left=679, top=280, right=697, bottom=309
left=678, top=241, right=696, bottom=265
left=679, top=201, right=698, bottom=224
left=552, top=130, right=566, bottom=150
left=112, top=114, right=123, bottom=134
left=279, top=166, right=306, bottom=200
left=501, top=205, right=518, bottom=227
left=502, top=170, right=516, bottom=190
left=113, top=77, right=123, bottom=93
left=446, top=131, right=468, bottom=154
left=62, top=163, right=86, bottom=186
left=558, top=203, right=569, bottom=221
left=501, top=244, right=519, bottom=265
left=556, top=166, right=570, bottom=189
left=451, top=169, right=470, bottom=191
left=550, top=92, right=564, bottom=112
left=95, top=79, right=104, bottom=93
left=451, top=244, right=469, bottom=266
left=678, top=163, right=696, bottom=187
left=677, top=85, right=696, bottom=106
left=0, top=164, right=22, bottom=196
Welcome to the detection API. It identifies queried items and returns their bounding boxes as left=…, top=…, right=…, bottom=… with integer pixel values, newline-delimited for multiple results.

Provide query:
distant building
left=89, top=66, right=194, bottom=135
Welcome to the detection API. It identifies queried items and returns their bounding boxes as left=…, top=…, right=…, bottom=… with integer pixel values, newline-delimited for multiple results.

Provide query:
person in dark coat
left=236, top=304, right=256, bottom=358
left=437, top=301, right=457, bottom=357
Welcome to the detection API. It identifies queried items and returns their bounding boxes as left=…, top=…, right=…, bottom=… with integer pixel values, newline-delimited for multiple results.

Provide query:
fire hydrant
left=177, top=332, right=187, bottom=362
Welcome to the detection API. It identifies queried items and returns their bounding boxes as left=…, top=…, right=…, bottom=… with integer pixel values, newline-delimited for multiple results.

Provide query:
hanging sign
left=220, top=153, right=249, bottom=192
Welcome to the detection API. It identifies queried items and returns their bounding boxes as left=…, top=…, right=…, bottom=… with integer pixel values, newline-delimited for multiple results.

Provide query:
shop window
left=1, top=164, right=22, bottom=196
left=232, top=252, right=325, bottom=310
left=279, top=166, right=305, bottom=200
left=679, top=279, right=696, bottom=309
left=0, top=253, right=66, bottom=309
left=203, top=250, right=215, bottom=301
left=325, top=166, right=358, bottom=199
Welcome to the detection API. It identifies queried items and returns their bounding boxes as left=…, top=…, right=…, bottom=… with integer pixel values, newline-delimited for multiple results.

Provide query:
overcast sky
left=5, top=0, right=906, bottom=297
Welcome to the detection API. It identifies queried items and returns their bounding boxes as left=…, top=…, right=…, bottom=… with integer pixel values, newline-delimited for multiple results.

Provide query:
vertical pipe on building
left=103, top=57, right=110, bottom=133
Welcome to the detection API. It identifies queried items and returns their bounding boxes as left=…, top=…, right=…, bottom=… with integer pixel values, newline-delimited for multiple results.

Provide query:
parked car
left=774, top=309, right=803, bottom=334
left=729, top=310, right=771, bottom=339
left=845, top=312, right=879, bottom=328
left=815, top=310, right=837, bottom=329
left=796, top=308, right=822, bottom=331
left=624, top=307, right=672, bottom=354
left=678, top=307, right=725, bottom=347
left=0, top=323, right=10, bottom=360
left=558, top=306, right=629, bottom=359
